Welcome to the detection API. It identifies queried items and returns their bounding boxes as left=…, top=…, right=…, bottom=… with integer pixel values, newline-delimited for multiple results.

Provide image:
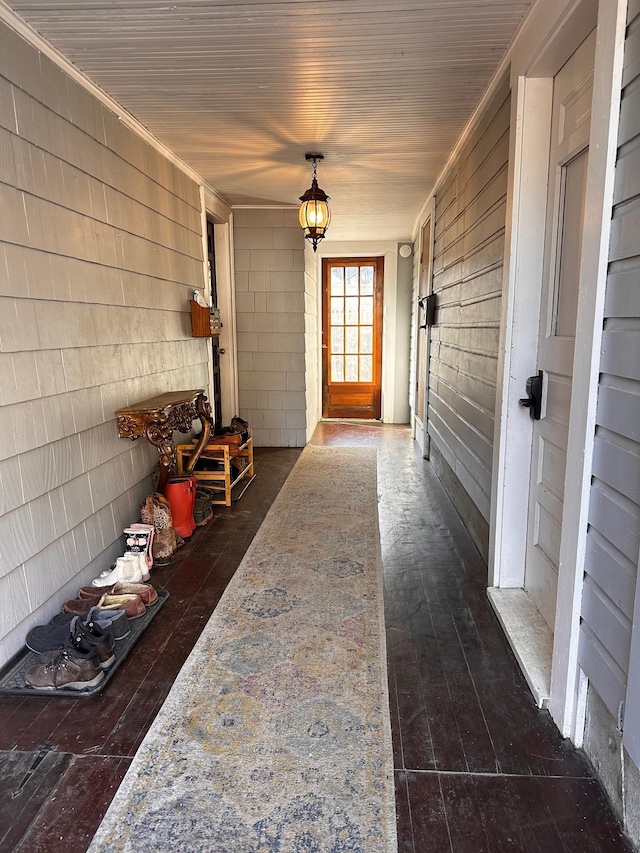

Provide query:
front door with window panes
left=322, top=257, right=384, bottom=419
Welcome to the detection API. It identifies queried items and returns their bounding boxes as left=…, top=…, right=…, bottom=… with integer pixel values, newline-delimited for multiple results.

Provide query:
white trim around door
left=488, top=0, right=627, bottom=740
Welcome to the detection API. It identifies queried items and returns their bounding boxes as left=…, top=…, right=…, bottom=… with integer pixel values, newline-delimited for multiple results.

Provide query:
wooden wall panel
left=579, top=624, right=627, bottom=721
left=585, top=531, right=637, bottom=621
left=0, top=21, right=208, bottom=667
left=579, top=6, right=640, bottom=751
left=582, top=576, right=632, bottom=673
left=427, top=80, right=509, bottom=522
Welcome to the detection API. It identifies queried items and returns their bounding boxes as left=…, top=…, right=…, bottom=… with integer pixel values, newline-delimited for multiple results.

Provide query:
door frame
left=201, top=185, right=239, bottom=425
left=321, top=256, right=384, bottom=419
left=488, top=0, right=626, bottom=739
left=414, top=198, right=436, bottom=457
left=314, top=240, right=411, bottom=425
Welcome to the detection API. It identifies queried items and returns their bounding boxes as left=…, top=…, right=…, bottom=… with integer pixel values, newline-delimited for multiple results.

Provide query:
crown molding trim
left=0, top=0, right=229, bottom=209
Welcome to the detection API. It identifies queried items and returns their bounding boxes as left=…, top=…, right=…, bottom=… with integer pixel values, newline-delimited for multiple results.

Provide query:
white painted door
left=524, top=31, right=595, bottom=631
left=415, top=218, right=431, bottom=435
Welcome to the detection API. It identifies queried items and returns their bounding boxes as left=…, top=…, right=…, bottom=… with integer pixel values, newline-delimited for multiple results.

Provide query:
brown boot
left=26, top=637, right=104, bottom=691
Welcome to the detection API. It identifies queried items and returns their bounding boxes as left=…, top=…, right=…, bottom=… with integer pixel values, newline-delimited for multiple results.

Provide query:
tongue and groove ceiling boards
left=3, top=0, right=532, bottom=240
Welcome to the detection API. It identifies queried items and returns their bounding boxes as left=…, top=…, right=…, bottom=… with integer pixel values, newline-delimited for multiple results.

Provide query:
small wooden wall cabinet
left=190, top=300, right=221, bottom=337
left=176, top=430, right=254, bottom=506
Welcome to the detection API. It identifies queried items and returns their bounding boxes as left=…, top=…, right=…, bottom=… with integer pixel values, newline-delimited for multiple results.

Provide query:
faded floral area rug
left=89, top=445, right=398, bottom=853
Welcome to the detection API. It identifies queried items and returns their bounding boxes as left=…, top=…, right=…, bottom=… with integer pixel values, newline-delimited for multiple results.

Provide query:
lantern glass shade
left=299, top=157, right=331, bottom=251
left=298, top=197, right=331, bottom=234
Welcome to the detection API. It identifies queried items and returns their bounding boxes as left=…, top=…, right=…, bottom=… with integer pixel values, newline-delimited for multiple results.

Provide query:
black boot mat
left=0, top=589, right=169, bottom=698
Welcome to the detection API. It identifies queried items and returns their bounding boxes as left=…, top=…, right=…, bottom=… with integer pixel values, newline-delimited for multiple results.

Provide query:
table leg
left=145, top=418, right=176, bottom=493
left=184, top=393, right=213, bottom=474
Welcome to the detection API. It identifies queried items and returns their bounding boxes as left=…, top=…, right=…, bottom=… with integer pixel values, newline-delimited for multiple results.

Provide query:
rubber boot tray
left=0, top=589, right=169, bottom=698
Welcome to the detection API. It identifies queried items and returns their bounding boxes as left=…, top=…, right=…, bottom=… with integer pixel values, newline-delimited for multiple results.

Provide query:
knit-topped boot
left=141, top=493, right=177, bottom=565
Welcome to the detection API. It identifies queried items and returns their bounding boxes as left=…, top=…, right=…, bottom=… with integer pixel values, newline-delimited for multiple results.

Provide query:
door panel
left=524, top=31, right=595, bottom=631
left=415, top=220, right=432, bottom=427
left=322, top=257, right=383, bottom=419
left=554, top=152, right=589, bottom=337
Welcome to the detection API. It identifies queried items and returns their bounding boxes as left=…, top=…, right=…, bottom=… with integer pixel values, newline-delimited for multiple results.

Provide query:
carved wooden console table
left=115, top=390, right=212, bottom=492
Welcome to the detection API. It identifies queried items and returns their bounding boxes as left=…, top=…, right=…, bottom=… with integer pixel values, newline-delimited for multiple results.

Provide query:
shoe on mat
left=47, top=607, right=130, bottom=641
left=34, top=616, right=116, bottom=669
left=70, top=616, right=115, bottom=669
left=63, top=593, right=146, bottom=620
left=25, top=635, right=105, bottom=691
left=28, top=608, right=128, bottom=653
left=111, top=581, right=158, bottom=605
left=77, top=582, right=158, bottom=606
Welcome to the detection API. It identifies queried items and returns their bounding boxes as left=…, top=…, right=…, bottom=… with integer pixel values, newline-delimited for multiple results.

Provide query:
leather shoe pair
left=63, top=592, right=145, bottom=620
left=76, top=581, right=158, bottom=606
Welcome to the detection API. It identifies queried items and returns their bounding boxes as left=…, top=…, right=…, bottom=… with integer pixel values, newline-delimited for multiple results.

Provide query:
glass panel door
left=322, top=257, right=384, bottom=419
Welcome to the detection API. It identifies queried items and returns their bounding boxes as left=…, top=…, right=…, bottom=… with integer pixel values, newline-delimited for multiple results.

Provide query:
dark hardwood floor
left=0, top=428, right=635, bottom=851
left=312, top=421, right=635, bottom=852
left=0, top=447, right=301, bottom=853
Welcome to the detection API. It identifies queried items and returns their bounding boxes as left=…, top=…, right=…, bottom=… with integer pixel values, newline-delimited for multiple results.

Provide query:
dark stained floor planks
left=0, top=447, right=301, bottom=852
left=0, top=429, right=635, bottom=852
left=312, top=422, right=635, bottom=852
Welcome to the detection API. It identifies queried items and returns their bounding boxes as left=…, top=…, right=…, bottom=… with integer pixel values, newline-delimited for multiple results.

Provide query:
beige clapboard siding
left=427, top=78, right=510, bottom=521
left=233, top=208, right=307, bottom=448
left=0, top=20, right=208, bottom=667
left=578, top=2, right=640, bottom=733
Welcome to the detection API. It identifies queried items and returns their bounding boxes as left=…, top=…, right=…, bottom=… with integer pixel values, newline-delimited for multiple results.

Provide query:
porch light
left=299, top=153, right=331, bottom=251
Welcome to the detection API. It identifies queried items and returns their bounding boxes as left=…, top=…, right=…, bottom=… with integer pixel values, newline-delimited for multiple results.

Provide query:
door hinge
left=617, top=700, right=625, bottom=733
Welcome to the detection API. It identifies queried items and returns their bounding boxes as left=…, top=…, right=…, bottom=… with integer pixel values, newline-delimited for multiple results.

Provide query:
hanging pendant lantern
left=299, top=153, right=331, bottom=252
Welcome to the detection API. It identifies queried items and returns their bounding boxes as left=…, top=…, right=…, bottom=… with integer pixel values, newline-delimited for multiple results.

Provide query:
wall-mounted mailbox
left=419, top=293, right=437, bottom=328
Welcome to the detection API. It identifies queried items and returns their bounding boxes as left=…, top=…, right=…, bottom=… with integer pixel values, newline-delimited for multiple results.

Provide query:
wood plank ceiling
left=4, top=0, right=532, bottom=241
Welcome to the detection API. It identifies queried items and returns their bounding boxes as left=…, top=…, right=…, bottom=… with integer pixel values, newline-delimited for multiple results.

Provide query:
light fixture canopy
left=299, top=153, right=331, bottom=252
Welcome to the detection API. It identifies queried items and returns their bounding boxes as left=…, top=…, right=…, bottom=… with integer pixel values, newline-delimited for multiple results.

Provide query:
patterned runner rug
left=89, top=445, right=397, bottom=852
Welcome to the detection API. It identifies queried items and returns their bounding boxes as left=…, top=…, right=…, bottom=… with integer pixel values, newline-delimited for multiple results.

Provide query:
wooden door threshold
left=487, top=586, right=553, bottom=709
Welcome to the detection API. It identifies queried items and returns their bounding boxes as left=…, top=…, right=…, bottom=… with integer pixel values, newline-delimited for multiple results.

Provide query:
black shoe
left=71, top=618, right=116, bottom=669
left=32, top=616, right=117, bottom=670
left=46, top=607, right=130, bottom=641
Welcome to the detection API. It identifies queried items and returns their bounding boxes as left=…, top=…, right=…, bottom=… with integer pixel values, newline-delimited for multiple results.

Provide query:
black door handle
left=519, top=371, right=543, bottom=420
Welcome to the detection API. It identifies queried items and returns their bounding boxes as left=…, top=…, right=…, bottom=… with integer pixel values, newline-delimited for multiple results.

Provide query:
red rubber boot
left=163, top=476, right=196, bottom=538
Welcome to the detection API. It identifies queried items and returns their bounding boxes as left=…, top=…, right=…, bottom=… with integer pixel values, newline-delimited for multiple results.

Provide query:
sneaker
left=70, top=617, right=115, bottom=669
left=34, top=617, right=116, bottom=670
left=47, top=608, right=130, bottom=641
left=25, top=636, right=104, bottom=691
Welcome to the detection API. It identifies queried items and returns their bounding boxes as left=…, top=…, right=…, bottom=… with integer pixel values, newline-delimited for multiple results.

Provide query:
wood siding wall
left=427, top=78, right=510, bottom=522
left=0, top=22, right=207, bottom=666
left=578, top=4, right=640, bottom=732
left=233, top=209, right=307, bottom=447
